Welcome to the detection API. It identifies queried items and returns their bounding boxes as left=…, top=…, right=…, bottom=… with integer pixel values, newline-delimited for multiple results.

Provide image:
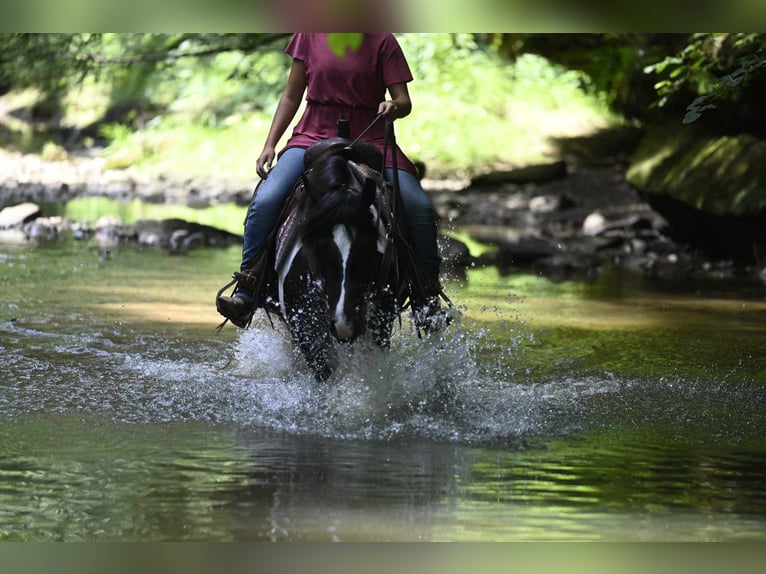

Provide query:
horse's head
left=299, top=153, right=385, bottom=342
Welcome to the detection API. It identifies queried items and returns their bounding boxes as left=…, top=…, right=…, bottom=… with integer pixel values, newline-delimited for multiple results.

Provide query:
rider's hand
left=377, top=100, right=398, bottom=119
left=256, top=146, right=276, bottom=179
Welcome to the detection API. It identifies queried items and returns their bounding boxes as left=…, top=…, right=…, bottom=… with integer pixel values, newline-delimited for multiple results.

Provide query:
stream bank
left=2, top=128, right=765, bottom=286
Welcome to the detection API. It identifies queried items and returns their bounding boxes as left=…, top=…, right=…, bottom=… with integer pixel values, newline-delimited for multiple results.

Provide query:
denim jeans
left=383, top=167, right=440, bottom=278
left=240, top=147, right=306, bottom=270
left=238, top=147, right=440, bottom=295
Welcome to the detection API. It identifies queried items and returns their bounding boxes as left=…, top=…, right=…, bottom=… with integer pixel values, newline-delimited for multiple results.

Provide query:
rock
left=95, top=214, right=124, bottom=229
left=0, top=228, right=31, bottom=245
left=437, top=234, right=476, bottom=279
left=23, top=217, right=66, bottom=240
left=535, top=252, right=603, bottom=282
left=0, top=202, right=41, bottom=229
left=529, top=194, right=574, bottom=213
left=627, top=124, right=766, bottom=260
left=582, top=211, right=608, bottom=236
left=582, top=211, right=657, bottom=237
left=628, top=124, right=766, bottom=217
left=491, top=236, right=561, bottom=268
left=130, top=218, right=242, bottom=253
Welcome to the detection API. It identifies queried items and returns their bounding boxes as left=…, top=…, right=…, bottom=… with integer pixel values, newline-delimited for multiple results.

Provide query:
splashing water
left=3, top=303, right=763, bottom=447
left=188, top=309, right=742, bottom=445
left=219, top=310, right=491, bottom=441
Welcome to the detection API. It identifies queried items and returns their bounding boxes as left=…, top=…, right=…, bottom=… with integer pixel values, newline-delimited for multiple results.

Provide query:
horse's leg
left=284, top=278, right=338, bottom=382
left=368, top=287, right=397, bottom=349
left=293, top=315, right=337, bottom=382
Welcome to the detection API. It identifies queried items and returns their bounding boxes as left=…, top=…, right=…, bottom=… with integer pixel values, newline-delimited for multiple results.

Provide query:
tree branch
left=77, top=33, right=291, bottom=66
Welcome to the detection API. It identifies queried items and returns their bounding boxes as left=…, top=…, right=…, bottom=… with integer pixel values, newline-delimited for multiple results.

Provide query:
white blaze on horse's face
left=331, top=224, right=355, bottom=341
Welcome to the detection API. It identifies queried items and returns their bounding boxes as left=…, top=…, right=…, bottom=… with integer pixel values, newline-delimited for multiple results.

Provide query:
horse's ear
left=362, top=177, right=377, bottom=206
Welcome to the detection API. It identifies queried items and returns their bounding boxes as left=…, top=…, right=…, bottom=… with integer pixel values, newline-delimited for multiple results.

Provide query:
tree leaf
left=682, top=110, right=701, bottom=124
left=327, top=33, right=363, bottom=58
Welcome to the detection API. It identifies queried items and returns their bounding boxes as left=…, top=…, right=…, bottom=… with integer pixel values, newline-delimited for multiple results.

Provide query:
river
left=1, top=218, right=765, bottom=541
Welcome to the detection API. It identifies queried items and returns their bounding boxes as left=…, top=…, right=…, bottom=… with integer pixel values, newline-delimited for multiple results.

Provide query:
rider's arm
left=378, top=81, right=412, bottom=120
left=257, top=59, right=307, bottom=177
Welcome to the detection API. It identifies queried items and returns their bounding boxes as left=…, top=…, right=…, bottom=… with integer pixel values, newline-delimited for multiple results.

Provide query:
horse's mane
left=298, top=152, right=378, bottom=241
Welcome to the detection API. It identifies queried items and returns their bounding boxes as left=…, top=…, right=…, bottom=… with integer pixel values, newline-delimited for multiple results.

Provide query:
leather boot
left=216, top=293, right=254, bottom=328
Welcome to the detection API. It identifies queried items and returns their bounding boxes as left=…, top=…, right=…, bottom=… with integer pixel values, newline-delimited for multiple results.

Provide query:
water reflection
left=2, top=414, right=765, bottom=541
left=45, top=196, right=248, bottom=236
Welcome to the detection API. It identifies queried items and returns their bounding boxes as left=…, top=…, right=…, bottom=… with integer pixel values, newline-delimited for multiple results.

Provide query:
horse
left=223, top=136, right=430, bottom=382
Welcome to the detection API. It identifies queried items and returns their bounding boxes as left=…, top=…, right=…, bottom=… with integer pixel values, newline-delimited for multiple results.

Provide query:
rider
left=216, top=33, right=443, bottom=327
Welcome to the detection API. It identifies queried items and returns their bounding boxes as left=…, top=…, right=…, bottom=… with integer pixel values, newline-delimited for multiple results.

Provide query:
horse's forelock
left=305, top=153, right=355, bottom=192
left=300, top=153, right=378, bottom=241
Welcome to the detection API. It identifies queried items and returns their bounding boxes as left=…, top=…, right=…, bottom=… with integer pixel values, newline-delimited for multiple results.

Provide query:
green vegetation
left=4, top=33, right=764, bottom=182
left=91, top=35, right=618, bottom=180
left=642, top=33, right=766, bottom=124
left=396, top=35, right=618, bottom=177
left=1, top=33, right=618, bottom=181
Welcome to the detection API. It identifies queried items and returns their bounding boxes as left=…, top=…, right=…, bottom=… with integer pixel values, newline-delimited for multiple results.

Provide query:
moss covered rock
left=627, top=125, right=766, bottom=217
left=627, top=125, right=766, bottom=261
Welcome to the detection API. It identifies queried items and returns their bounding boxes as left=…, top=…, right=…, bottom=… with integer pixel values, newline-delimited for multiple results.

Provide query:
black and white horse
left=269, top=139, right=408, bottom=380
left=275, top=141, right=399, bottom=380
left=219, top=134, right=444, bottom=381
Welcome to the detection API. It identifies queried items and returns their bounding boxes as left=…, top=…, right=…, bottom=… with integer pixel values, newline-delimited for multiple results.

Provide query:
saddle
left=303, top=137, right=383, bottom=172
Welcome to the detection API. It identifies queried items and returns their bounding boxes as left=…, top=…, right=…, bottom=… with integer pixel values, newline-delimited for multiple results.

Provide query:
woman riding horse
left=216, top=33, right=445, bottom=330
left=266, top=139, right=409, bottom=380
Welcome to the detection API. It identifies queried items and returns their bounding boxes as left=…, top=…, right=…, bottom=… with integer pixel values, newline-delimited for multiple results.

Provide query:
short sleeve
left=379, top=34, right=413, bottom=87
left=285, top=33, right=307, bottom=62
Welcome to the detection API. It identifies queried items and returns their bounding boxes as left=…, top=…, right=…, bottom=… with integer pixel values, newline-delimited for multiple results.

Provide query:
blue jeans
left=240, top=148, right=306, bottom=270
left=238, top=147, right=440, bottom=292
left=383, top=167, right=441, bottom=278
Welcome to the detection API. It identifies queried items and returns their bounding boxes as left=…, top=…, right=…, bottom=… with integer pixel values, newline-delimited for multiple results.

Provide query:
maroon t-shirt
left=282, top=33, right=417, bottom=175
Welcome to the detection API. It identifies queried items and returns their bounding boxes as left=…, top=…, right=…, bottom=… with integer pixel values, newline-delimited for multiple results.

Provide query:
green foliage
left=396, top=34, right=616, bottom=176
left=642, top=33, right=766, bottom=123
left=1, top=33, right=617, bottom=179
left=0, top=34, right=101, bottom=93
left=100, top=33, right=617, bottom=179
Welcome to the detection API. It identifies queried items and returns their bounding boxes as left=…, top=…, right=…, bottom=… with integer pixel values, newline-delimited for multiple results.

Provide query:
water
left=1, top=235, right=765, bottom=541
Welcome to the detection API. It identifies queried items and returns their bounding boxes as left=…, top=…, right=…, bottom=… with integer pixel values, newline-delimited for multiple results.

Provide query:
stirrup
left=215, top=273, right=255, bottom=331
left=232, top=270, right=260, bottom=292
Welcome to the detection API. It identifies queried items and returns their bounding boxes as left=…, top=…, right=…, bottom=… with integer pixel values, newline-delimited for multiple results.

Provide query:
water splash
left=200, top=311, right=628, bottom=443
left=2, top=310, right=763, bottom=447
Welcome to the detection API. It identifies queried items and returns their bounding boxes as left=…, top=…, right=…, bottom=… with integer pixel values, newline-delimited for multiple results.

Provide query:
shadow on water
left=1, top=237, right=766, bottom=540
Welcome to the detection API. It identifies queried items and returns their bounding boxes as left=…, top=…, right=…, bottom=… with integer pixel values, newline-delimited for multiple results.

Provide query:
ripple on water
left=2, top=313, right=764, bottom=447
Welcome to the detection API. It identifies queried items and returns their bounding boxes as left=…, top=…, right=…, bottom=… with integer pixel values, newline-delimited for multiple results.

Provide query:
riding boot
left=412, top=275, right=451, bottom=336
left=216, top=292, right=254, bottom=328
left=216, top=271, right=258, bottom=328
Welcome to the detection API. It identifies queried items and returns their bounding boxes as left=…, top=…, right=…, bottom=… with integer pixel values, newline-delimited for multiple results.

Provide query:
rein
left=343, top=112, right=451, bottom=313
left=344, top=111, right=385, bottom=150
left=342, top=111, right=400, bottom=197
left=343, top=111, right=402, bottom=239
